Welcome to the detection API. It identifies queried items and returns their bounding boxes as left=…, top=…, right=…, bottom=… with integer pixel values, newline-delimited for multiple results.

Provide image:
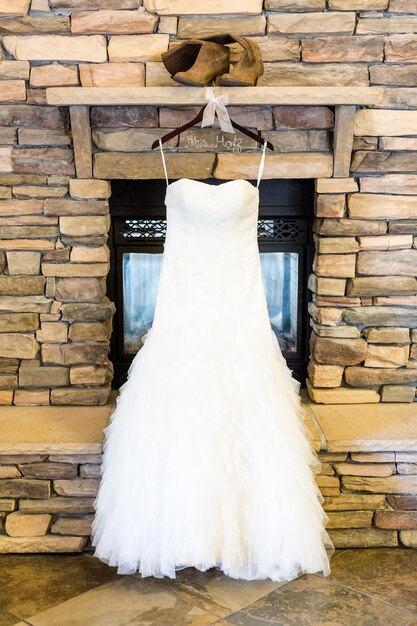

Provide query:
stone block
left=18, top=129, right=70, bottom=147
left=358, top=235, right=412, bottom=250
left=346, top=276, right=417, bottom=296
left=398, top=463, right=417, bottom=474
left=215, top=152, right=333, bottom=180
left=345, top=366, right=417, bottom=386
left=323, top=493, right=387, bottom=511
left=328, top=528, right=398, bottom=548
left=93, top=128, right=177, bottom=152
left=108, top=34, right=169, bottom=62
left=98, top=150, right=215, bottom=179
left=350, top=452, right=395, bottom=462
left=145, top=0, right=263, bottom=11
left=0, top=295, right=51, bottom=311
left=382, top=385, right=416, bottom=402
left=55, top=277, right=106, bottom=302
left=12, top=148, right=74, bottom=176
left=19, top=366, right=69, bottom=387
left=41, top=343, right=109, bottom=366
left=69, top=179, right=110, bottom=200
left=308, top=275, right=347, bottom=296
left=333, top=462, right=396, bottom=476
left=20, top=497, right=95, bottom=513
left=0, top=314, right=38, bottom=333
left=90, top=105, right=157, bottom=128
left=365, top=345, right=409, bottom=368
left=43, top=263, right=108, bottom=278
left=0, top=199, right=45, bottom=217
left=268, top=12, right=355, bottom=36
left=364, top=328, right=410, bottom=343
left=399, top=530, right=417, bottom=547
left=51, top=515, right=92, bottom=536
left=5, top=511, right=50, bottom=537
left=68, top=320, right=111, bottom=342
left=0, top=466, right=20, bottom=478
left=72, top=10, right=157, bottom=34
left=361, top=15, right=417, bottom=34
left=352, top=150, right=417, bottom=173
left=371, top=64, right=417, bottom=87
left=36, top=322, right=67, bottom=343
left=0, top=0, right=30, bottom=16
left=0, top=479, right=49, bottom=498
left=273, top=106, right=334, bottom=129
left=387, top=494, right=417, bottom=509
left=59, top=216, right=109, bottom=237
left=355, top=109, right=417, bottom=136
left=19, top=462, right=76, bottom=479
left=0, top=499, right=15, bottom=512
left=0, top=105, right=66, bottom=130
left=380, top=138, right=417, bottom=150
left=349, top=194, right=417, bottom=219
left=70, top=247, right=108, bottom=263
left=357, top=250, right=417, bottom=275
left=0, top=334, right=38, bottom=359
left=51, top=385, right=110, bottom=405
left=315, top=218, right=387, bottom=236
left=30, top=64, right=78, bottom=88
left=302, top=35, right=383, bottom=62
left=311, top=324, right=361, bottom=338
left=45, top=199, right=108, bottom=216
left=79, top=62, right=144, bottom=88
left=308, top=303, right=343, bottom=326
left=390, top=220, right=417, bottom=234
left=53, top=478, right=99, bottom=496
left=306, top=378, right=380, bottom=403
left=315, top=194, right=345, bottom=218
left=385, top=34, right=417, bottom=63
left=3, top=35, right=107, bottom=62
left=342, top=475, right=417, bottom=493
left=317, top=237, right=359, bottom=254
left=345, top=306, right=417, bottom=327
left=375, top=510, right=417, bottom=529
left=262, top=130, right=330, bottom=153
left=70, top=365, right=112, bottom=385
left=178, top=16, right=266, bottom=38
left=326, top=511, right=374, bottom=529
left=0, top=80, right=26, bottom=104
left=60, top=299, right=115, bottom=322
left=259, top=62, right=368, bottom=87
left=0, top=535, right=86, bottom=552
left=330, top=0, right=388, bottom=5
left=6, top=251, right=41, bottom=276
left=14, top=390, right=50, bottom=405
left=158, top=16, right=178, bottom=34
left=316, top=178, right=358, bottom=194
left=49, top=454, right=102, bottom=464
left=312, top=336, right=367, bottom=365
left=314, top=254, right=356, bottom=278
left=0, top=147, right=12, bottom=172
left=307, top=361, right=344, bottom=387
left=79, top=464, right=100, bottom=478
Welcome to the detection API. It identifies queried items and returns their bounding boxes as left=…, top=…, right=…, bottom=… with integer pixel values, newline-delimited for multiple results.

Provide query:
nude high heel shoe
left=161, top=40, right=230, bottom=87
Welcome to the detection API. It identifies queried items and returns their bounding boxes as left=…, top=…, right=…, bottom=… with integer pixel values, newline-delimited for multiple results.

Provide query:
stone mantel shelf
left=46, top=86, right=384, bottom=107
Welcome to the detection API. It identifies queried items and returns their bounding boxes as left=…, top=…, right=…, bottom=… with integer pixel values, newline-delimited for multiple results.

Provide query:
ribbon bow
left=201, top=87, right=235, bottom=134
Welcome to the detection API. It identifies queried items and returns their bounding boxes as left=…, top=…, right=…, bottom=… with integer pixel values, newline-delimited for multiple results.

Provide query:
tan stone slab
left=355, top=108, right=417, bottom=136
left=315, top=194, right=345, bottom=218
left=365, top=328, right=411, bottom=344
left=310, top=401, right=417, bottom=451
left=357, top=16, right=417, bottom=34
left=53, top=478, right=99, bottom=496
left=18, top=128, right=70, bottom=146
left=0, top=146, right=12, bottom=172
left=108, top=34, right=169, bottom=62
left=19, top=497, right=95, bottom=513
left=349, top=194, right=417, bottom=220
left=145, top=0, right=263, bottom=12
left=358, top=235, right=412, bottom=250
left=79, top=62, right=144, bottom=88
left=179, top=15, right=266, bottom=38
left=215, top=152, right=333, bottom=180
left=30, top=64, right=78, bottom=88
left=93, top=127, right=177, bottom=152
left=357, top=249, right=417, bottom=275
left=42, top=262, right=108, bottom=277
left=0, top=535, right=86, bottom=553
left=381, top=137, right=417, bottom=151
left=350, top=452, right=395, bottom=462
left=3, top=35, right=107, bottom=62
left=399, top=530, right=417, bottom=546
left=0, top=403, right=114, bottom=454
left=365, top=345, right=410, bottom=368
left=94, top=152, right=215, bottom=180
left=5, top=511, right=51, bottom=537
left=69, top=179, right=110, bottom=199
left=259, top=62, right=369, bottom=87
left=370, top=63, right=417, bottom=87
left=333, top=105, right=356, bottom=178
left=316, top=178, right=358, bottom=193
left=385, top=34, right=417, bottom=63
left=314, top=253, right=356, bottom=278
left=51, top=515, right=92, bottom=536
left=315, top=217, right=387, bottom=236
left=381, top=385, right=416, bottom=403
left=307, top=380, right=380, bottom=404
left=323, top=493, right=387, bottom=511
left=330, top=0, right=388, bottom=5
left=302, top=35, right=383, bottom=63
left=327, top=510, right=374, bottom=528
left=144, top=61, right=179, bottom=87
left=71, top=10, right=157, bottom=34
left=268, top=12, right=355, bottom=36
left=334, top=462, right=396, bottom=477
left=0, top=60, right=29, bottom=79
left=328, top=527, right=398, bottom=547
left=0, top=0, right=30, bottom=16
left=316, top=237, right=359, bottom=254
left=266, top=0, right=324, bottom=7
left=46, top=86, right=384, bottom=107
left=14, top=390, right=50, bottom=405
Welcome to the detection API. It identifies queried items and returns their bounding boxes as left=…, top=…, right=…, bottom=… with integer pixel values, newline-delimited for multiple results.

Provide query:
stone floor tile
left=23, top=576, right=219, bottom=626
left=140, top=566, right=289, bottom=617
left=0, top=554, right=118, bottom=620
left=328, top=548, right=417, bottom=613
left=219, top=574, right=416, bottom=626
left=0, top=612, right=24, bottom=626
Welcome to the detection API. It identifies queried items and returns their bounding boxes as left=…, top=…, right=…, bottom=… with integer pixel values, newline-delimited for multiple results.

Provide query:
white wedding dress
left=92, top=141, right=335, bottom=581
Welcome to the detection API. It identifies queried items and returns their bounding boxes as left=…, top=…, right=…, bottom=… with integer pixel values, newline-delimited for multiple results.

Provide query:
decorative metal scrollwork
left=118, top=218, right=306, bottom=244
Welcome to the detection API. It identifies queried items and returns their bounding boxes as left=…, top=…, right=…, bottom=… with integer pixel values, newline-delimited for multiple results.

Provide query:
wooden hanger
left=151, top=104, right=274, bottom=151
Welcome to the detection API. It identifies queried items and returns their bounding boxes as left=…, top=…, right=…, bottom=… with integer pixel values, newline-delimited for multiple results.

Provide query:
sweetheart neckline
left=166, top=178, right=259, bottom=193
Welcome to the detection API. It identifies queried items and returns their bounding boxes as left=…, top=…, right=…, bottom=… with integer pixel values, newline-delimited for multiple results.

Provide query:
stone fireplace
left=1, top=0, right=417, bottom=555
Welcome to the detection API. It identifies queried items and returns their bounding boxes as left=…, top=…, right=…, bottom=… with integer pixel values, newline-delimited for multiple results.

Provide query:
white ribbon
left=201, top=87, right=235, bottom=134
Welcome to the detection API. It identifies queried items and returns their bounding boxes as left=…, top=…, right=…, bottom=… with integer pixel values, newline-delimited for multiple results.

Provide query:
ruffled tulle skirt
left=91, top=321, right=335, bottom=581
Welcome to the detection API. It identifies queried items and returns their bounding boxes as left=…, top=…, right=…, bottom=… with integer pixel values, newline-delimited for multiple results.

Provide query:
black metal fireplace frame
left=108, top=179, right=315, bottom=389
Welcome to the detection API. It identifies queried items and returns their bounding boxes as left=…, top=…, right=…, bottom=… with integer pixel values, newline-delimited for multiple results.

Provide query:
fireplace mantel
left=46, top=86, right=384, bottom=107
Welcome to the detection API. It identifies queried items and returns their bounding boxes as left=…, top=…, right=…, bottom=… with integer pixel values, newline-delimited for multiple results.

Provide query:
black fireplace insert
left=108, top=179, right=314, bottom=389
